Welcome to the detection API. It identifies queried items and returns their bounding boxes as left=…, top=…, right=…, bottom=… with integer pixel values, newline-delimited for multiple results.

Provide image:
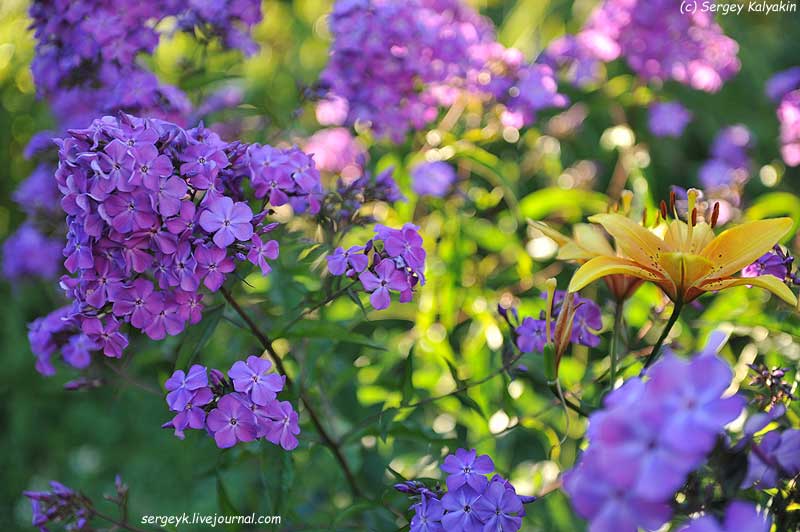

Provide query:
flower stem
left=608, top=301, right=624, bottom=392
left=642, top=300, right=683, bottom=371
left=219, top=287, right=363, bottom=498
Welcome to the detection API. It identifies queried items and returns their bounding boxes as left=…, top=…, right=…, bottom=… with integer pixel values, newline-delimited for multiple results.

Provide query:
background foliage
left=1, top=0, right=799, bottom=530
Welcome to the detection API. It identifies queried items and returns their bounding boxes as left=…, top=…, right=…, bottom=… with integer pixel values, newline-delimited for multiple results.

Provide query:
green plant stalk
left=608, top=301, right=624, bottom=391
left=642, top=300, right=683, bottom=371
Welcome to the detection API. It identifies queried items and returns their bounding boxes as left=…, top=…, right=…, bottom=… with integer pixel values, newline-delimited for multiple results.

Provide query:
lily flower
left=567, top=189, right=797, bottom=307
left=531, top=190, right=644, bottom=302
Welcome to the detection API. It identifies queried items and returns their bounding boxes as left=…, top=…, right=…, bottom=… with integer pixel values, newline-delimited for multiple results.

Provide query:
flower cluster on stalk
left=28, top=112, right=327, bottom=374
left=543, top=0, right=740, bottom=92
left=29, top=0, right=262, bottom=127
left=327, top=223, right=426, bottom=310
left=563, top=336, right=745, bottom=532
left=395, top=448, right=536, bottom=532
left=163, top=357, right=300, bottom=450
left=319, top=0, right=566, bottom=141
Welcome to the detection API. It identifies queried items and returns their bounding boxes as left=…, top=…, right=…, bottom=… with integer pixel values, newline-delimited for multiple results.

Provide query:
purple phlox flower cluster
left=33, top=113, right=281, bottom=372
left=698, top=125, right=752, bottom=205
left=327, top=223, right=426, bottom=310
left=24, top=480, right=92, bottom=532
left=395, top=448, right=536, bottom=532
left=514, top=290, right=601, bottom=354
left=167, top=0, right=263, bottom=56
left=163, top=357, right=299, bottom=450
left=244, top=143, right=324, bottom=215
left=304, top=127, right=366, bottom=180
left=543, top=0, right=740, bottom=93
left=742, top=244, right=800, bottom=286
left=678, top=501, right=771, bottom=532
left=765, top=68, right=800, bottom=167
left=741, top=418, right=800, bottom=489
left=563, top=333, right=745, bottom=532
left=648, top=102, right=693, bottom=138
left=320, top=0, right=566, bottom=141
left=29, top=0, right=262, bottom=128
left=411, top=161, right=457, bottom=198
left=323, top=166, right=405, bottom=229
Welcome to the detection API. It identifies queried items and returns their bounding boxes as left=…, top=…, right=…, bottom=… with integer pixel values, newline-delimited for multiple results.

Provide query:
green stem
left=219, top=287, right=363, bottom=498
left=642, top=300, right=683, bottom=371
left=608, top=301, right=625, bottom=391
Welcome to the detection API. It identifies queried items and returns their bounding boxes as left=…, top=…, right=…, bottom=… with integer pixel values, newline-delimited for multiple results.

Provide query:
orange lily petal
left=699, top=217, right=793, bottom=281
left=588, top=213, right=673, bottom=276
left=568, top=255, right=670, bottom=294
left=660, top=252, right=715, bottom=296
left=699, top=275, right=798, bottom=307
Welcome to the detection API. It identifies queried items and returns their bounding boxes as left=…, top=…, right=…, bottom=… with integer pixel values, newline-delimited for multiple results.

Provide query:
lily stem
left=642, top=300, right=683, bottom=371
left=608, top=301, right=625, bottom=392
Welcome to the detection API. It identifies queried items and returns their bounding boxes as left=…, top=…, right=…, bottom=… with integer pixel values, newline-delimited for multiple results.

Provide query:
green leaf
left=455, top=392, right=485, bottom=418
left=283, top=320, right=386, bottom=350
left=175, top=304, right=224, bottom=370
left=519, top=187, right=608, bottom=222
left=378, top=407, right=398, bottom=443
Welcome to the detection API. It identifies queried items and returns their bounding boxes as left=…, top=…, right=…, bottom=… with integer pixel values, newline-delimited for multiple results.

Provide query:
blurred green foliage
left=1, top=1, right=799, bottom=531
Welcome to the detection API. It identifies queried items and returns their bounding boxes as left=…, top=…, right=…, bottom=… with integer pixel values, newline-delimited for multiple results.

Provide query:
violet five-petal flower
left=228, top=355, right=285, bottom=406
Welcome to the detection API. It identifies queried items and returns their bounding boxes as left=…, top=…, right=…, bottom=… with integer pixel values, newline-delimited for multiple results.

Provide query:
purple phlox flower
left=440, top=485, right=484, bottom=531
left=166, top=201, right=198, bottom=237
left=246, top=235, right=279, bottom=276
left=766, top=67, right=800, bottom=102
left=441, top=448, right=495, bottom=492
left=176, top=290, right=203, bottom=324
left=94, top=138, right=135, bottom=192
left=163, top=387, right=214, bottom=439
left=473, top=480, right=523, bottom=532
left=100, top=191, right=158, bottom=234
left=164, top=364, right=209, bottom=411
left=410, top=494, right=444, bottom=532
left=563, top=342, right=744, bottom=532
left=143, top=294, right=185, bottom=340
left=198, top=195, right=254, bottom=248
left=358, top=259, right=408, bottom=310
left=648, top=102, right=693, bottom=138
left=195, top=244, right=235, bottom=291
left=154, top=175, right=188, bottom=217
left=24, top=480, right=91, bottom=532
left=62, top=333, right=98, bottom=369
left=228, top=355, right=285, bottom=406
left=742, top=428, right=800, bottom=489
left=327, top=245, right=368, bottom=276
left=645, top=353, right=745, bottom=455
left=206, top=393, right=259, bottom=448
left=515, top=317, right=547, bottom=354
left=382, top=223, right=426, bottom=271
left=678, top=501, right=771, bottom=532
left=411, top=161, right=457, bottom=198
left=109, top=278, right=161, bottom=329
left=80, top=316, right=128, bottom=358
left=179, top=142, right=229, bottom=189
left=134, top=143, right=173, bottom=191
left=742, top=245, right=795, bottom=283
left=261, top=400, right=300, bottom=450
